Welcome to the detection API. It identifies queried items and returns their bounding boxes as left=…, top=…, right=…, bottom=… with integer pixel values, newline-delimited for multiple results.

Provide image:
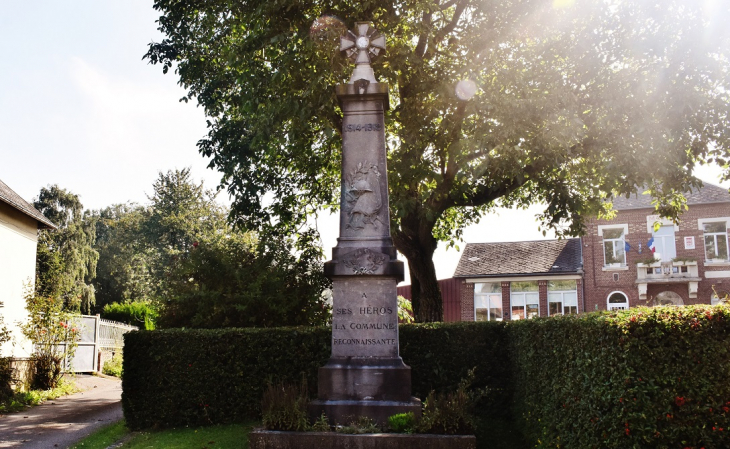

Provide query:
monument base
left=308, top=398, right=422, bottom=427
left=249, top=429, right=476, bottom=449
left=310, top=357, right=421, bottom=425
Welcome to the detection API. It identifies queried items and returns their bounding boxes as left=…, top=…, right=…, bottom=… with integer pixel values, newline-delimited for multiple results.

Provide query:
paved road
left=0, top=374, right=123, bottom=449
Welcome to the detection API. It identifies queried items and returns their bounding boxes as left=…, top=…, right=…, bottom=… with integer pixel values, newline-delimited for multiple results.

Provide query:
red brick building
left=582, top=183, right=730, bottom=311
left=424, top=183, right=730, bottom=322
left=452, top=239, right=584, bottom=321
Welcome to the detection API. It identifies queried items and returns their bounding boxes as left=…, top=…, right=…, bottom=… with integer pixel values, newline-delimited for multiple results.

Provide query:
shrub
left=20, top=292, right=80, bottom=390
left=101, top=302, right=158, bottom=330
left=261, top=380, right=309, bottom=431
left=416, top=369, right=486, bottom=435
left=103, top=353, right=123, bottom=378
left=388, top=412, right=416, bottom=433
left=0, top=358, right=13, bottom=402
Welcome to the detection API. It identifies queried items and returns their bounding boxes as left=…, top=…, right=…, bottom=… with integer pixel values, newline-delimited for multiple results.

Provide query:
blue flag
left=625, top=242, right=631, bottom=253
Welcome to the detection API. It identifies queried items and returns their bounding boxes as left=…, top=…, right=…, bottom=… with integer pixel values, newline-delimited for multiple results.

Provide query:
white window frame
left=607, top=291, right=629, bottom=311
left=651, top=224, right=677, bottom=262
left=698, top=218, right=730, bottom=263
left=511, top=282, right=539, bottom=320
left=598, top=224, right=628, bottom=267
left=547, top=281, right=578, bottom=316
left=473, top=282, right=503, bottom=322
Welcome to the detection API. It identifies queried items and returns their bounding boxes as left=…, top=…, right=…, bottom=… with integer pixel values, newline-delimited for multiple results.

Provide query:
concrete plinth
left=249, top=430, right=477, bottom=449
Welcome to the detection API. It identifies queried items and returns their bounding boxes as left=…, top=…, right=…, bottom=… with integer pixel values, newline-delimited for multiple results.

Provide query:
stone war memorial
left=307, top=21, right=421, bottom=426
left=250, top=22, right=475, bottom=449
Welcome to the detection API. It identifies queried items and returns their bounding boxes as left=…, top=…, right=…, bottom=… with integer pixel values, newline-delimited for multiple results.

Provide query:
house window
left=511, top=281, right=539, bottom=320
left=548, top=280, right=578, bottom=316
left=474, top=282, right=503, bottom=322
left=652, top=224, right=677, bottom=262
left=607, top=291, right=629, bottom=311
left=602, top=228, right=626, bottom=266
left=703, top=221, right=729, bottom=262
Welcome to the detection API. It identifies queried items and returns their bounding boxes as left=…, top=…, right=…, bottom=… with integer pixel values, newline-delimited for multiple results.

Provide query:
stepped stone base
left=249, top=429, right=477, bottom=449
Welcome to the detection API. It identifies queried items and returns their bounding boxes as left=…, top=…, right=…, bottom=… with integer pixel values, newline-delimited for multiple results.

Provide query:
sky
left=1, top=2, right=728, bottom=283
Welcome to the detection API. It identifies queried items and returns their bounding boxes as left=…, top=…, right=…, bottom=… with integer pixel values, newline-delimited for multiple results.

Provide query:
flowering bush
left=20, top=291, right=80, bottom=390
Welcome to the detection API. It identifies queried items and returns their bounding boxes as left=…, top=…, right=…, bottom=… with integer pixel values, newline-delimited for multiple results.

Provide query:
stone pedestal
left=308, top=81, right=420, bottom=425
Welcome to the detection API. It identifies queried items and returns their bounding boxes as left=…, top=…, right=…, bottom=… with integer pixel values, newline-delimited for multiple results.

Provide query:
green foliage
left=0, top=358, right=13, bottom=403
left=101, top=302, right=158, bottom=330
left=146, top=0, right=730, bottom=321
left=121, top=322, right=507, bottom=429
left=388, top=412, right=415, bottom=433
left=261, top=379, right=310, bottom=431
left=416, top=369, right=486, bottom=435
left=0, top=377, right=79, bottom=413
left=510, top=306, right=730, bottom=448
left=159, top=228, right=331, bottom=329
left=91, top=203, right=155, bottom=311
left=335, top=416, right=382, bottom=434
left=20, top=290, right=80, bottom=390
left=103, top=353, right=124, bottom=378
left=397, top=295, right=414, bottom=323
left=122, top=326, right=332, bottom=429
left=34, top=185, right=98, bottom=313
left=68, top=420, right=129, bottom=449
left=310, top=413, right=331, bottom=432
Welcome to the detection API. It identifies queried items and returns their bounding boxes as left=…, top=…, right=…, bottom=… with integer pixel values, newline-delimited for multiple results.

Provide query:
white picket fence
left=62, top=315, right=137, bottom=372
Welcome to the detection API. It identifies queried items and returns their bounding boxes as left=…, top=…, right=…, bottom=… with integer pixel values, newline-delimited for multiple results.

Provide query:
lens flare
left=552, top=0, right=576, bottom=9
left=455, top=80, right=478, bottom=100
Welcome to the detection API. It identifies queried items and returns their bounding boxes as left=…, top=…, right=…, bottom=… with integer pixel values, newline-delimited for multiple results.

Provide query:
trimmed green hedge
left=123, top=306, right=730, bottom=448
left=511, top=305, right=730, bottom=448
left=122, top=322, right=508, bottom=429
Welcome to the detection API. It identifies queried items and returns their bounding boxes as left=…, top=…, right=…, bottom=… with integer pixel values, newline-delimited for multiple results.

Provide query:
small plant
left=415, top=368, right=487, bottom=435
left=261, top=379, right=309, bottom=431
left=335, top=416, right=382, bottom=434
left=309, top=413, right=331, bottom=432
left=102, top=353, right=123, bottom=378
left=388, top=412, right=415, bottom=433
left=637, top=256, right=660, bottom=265
left=672, top=256, right=697, bottom=263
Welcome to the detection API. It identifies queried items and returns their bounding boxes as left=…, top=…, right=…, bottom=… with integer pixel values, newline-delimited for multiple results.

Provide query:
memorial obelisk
left=308, top=22, right=421, bottom=425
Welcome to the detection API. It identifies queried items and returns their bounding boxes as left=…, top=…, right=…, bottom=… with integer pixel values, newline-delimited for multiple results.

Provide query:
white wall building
left=0, top=179, right=55, bottom=358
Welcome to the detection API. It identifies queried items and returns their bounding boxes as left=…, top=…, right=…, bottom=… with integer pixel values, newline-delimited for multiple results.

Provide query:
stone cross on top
left=340, top=22, right=386, bottom=84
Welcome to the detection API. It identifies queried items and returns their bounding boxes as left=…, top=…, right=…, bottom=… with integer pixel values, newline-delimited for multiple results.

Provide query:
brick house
left=440, top=183, right=730, bottom=322
left=582, top=183, right=730, bottom=312
left=453, top=239, right=583, bottom=321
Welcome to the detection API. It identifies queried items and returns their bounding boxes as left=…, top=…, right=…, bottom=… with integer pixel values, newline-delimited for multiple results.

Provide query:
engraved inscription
left=333, top=338, right=397, bottom=345
left=344, top=123, right=382, bottom=132
left=345, top=162, right=383, bottom=230
left=342, top=248, right=387, bottom=275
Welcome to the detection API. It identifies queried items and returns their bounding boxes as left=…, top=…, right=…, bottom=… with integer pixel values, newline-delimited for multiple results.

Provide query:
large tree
left=146, top=0, right=730, bottom=321
left=34, top=186, right=98, bottom=313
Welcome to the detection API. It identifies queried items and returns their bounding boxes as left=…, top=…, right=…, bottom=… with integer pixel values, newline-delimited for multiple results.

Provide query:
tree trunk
left=392, top=226, right=443, bottom=322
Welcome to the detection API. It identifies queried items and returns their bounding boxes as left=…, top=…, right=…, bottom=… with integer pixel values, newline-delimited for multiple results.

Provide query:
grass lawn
left=71, top=421, right=256, bottom=449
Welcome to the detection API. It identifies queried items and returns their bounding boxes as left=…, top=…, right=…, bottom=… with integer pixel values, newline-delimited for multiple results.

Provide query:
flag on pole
left=648, top=237, right=656, bottom=253
left=625, top=242, right=631, bottom=253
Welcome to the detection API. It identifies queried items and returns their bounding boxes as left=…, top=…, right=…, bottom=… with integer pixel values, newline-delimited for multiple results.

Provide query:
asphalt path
left=0, top=374, right=123, bottom=449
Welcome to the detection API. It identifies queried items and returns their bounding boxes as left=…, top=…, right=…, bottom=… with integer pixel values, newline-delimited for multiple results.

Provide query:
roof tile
left=0, top=179, right=56, bottom=229
left=454, top=239, right=582, bottom=277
